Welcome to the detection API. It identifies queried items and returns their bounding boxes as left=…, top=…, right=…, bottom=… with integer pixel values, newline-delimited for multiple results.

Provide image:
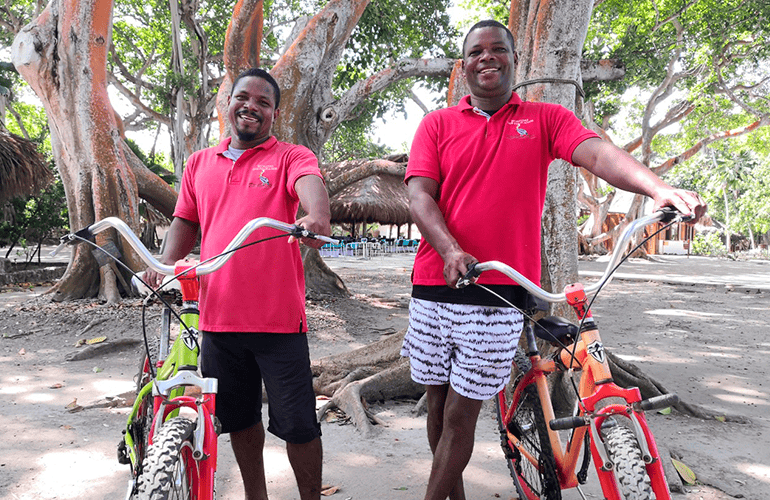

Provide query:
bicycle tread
left=136, top=417, right=197, bottom=499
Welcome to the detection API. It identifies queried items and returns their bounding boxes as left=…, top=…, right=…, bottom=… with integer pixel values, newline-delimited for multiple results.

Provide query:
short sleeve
left=284, top=145, right=323, bottom=198
left=173, top=154, right=200, bottom=223
left=405, top=113, right=441, bottom=184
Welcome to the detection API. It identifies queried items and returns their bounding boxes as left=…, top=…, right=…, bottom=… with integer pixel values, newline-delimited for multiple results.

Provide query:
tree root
left=312, top=329, right=424, bottom=435
left=607, top=351, right=750, bottom=423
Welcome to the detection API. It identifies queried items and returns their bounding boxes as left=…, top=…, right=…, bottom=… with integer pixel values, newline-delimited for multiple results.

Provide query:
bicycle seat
left=534, top=315, right=579, bottom=345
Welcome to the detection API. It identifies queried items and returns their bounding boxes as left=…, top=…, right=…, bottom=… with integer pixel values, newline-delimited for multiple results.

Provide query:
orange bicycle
left=458, top=208, right=690, bottom=500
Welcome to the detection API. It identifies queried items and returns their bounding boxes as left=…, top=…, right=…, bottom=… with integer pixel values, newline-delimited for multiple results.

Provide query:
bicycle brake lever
left=659, top=206, right=695, bottom=223
left=456, top=262, right=481, bottom=288
left=290, top=225, right=340, bottom=245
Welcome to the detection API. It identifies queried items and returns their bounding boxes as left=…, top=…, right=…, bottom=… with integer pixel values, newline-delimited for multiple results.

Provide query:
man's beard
left=235, top=128, right=258, bottom=142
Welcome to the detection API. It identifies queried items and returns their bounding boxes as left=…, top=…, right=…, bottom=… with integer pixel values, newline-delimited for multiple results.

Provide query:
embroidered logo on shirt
left=249, top=165, right=275, bottom=188
left=506, top=119, right=534, bottom=139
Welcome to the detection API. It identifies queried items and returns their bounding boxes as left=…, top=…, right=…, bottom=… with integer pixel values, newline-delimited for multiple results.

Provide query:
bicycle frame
left=476, top=210, right=688, bottom=500
left=50, top=216, right=337, bottom=500
left=500, top=288, right=671, bottom=499
left=122, top=261, right=219, bottom=500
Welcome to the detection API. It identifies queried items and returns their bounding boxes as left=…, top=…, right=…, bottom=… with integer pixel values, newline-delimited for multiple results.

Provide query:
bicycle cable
left=66, top=231, right=291, bottom=378
left=564, top=218, right=679, bottom=413
left=469, top=216, right=680, bottom=410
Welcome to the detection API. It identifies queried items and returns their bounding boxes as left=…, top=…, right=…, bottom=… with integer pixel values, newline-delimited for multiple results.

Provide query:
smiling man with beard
left=146, top=67, right=330, bottom=500
left=401, top=20, right=706, bottom=500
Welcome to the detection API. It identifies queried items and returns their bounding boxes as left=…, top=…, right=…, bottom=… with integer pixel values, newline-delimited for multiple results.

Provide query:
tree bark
left=509, top=0, right=594, bottom=317
left=12, top=0, right=176, bottom=302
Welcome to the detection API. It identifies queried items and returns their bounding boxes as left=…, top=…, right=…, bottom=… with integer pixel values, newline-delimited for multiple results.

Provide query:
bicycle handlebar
left=50, top=216, right=340, bottom=276
left=459, top=208, right=692, bottom=304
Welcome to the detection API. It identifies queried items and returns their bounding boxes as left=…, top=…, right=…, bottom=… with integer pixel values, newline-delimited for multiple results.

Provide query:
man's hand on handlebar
left=289, top=213, right=331, bottom=249
left=652, top=187, right=707, bottom=223
left=144, top=267, right=168, bottom=290
left=442, top=249, right=478, bottom=289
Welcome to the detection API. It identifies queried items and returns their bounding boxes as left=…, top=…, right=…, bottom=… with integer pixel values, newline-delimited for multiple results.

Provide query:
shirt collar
left=216, top=135, right=278, bottom=156
left=458, top=92, right=522, bottom=113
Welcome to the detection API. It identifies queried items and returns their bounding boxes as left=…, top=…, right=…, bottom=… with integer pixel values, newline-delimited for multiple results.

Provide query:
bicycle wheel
left=137, top=417, right=200, bottom=500
left=496, top=350, right=561, bottom=500
left=602, top=424, right=653, bottom=500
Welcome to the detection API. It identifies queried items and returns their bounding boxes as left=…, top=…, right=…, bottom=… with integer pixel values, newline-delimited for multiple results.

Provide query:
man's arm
left=293, top=174, right=331, bottom=249
left=572, top=137, right=707, bottom=220
left=145, top=216, right=200, bottom=288
left=407, top=176, right=475, bottom=288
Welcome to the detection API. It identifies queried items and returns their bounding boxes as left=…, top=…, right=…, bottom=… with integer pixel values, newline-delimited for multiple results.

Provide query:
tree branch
left=321, top=57, right=455, bottom=130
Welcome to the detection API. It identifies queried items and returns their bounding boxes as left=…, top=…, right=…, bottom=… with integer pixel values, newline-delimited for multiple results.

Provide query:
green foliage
left=691, top=231, right=726, bottom=257
left=324, top=0, right=459, bottom=158
left=125, top=138, right=175, bottom=185
left=0, top=165, right=69, bottom=260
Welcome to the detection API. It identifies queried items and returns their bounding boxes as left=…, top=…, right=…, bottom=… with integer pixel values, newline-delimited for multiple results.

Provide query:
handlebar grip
left=290, top=225, right=339, bottom=245
left=456, top=262, right=481, bottom=288
left=549, top=416, right=589, bottom=431
left=659, top=207, right=694, bottom=223
left=637, top=393, right=679, bottom=412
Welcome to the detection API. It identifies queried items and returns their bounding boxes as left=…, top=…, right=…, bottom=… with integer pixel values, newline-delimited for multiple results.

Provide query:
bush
left=691, top=232, right=726, bottom=256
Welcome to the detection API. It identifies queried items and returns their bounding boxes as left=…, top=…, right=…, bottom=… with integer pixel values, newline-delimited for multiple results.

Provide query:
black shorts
left=200, top=331, right=321, bottom=444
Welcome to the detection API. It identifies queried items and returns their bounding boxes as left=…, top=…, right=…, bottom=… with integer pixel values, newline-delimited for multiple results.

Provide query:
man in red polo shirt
left=146, top=68, right=330, bottom=500
left=402, top=20, right=706, bottom=500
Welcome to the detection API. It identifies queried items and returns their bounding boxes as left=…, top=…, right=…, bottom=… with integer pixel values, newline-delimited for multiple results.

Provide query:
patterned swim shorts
left=401, top=298, right=524, bottom=400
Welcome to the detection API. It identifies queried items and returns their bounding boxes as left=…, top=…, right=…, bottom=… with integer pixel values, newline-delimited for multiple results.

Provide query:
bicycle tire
left=602, top=425, right=654, bottom=500
left=137, top=416, right=200, bottom=500
left=496, top=350, right=561, bottom=500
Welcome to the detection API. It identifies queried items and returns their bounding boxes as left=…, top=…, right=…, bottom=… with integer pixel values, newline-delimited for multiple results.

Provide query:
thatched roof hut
left=329, top=171, right=412, bottom=226
left=0, top=128, right=52, bottom=204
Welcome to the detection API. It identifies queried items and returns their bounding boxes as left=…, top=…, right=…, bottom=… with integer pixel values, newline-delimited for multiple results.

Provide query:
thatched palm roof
left=329, top=171, right=412, bottom=226
left=0, top=128, right=52, bottom=204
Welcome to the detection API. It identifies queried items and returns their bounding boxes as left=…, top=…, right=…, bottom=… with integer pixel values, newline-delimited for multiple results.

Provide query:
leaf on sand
left=74, top=339, right=86, bottom=347
left=86, top=336, right=107, bottom=345
left=714, top=415, right=726, bottom=422
left=671, top=458, right=696, bottom=485
left=657, top=406, right=672, bottom=415
left=65, top=399, right=83, bottom=412
left=49, top=383, right=64, bottom=389
left=321, top=485, right=339, bottom=496
left=92, top=366, right=103, bottom=373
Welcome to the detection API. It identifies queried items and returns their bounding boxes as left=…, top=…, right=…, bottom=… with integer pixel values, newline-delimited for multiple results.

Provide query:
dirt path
left=0, top=254, right=768, bottom=500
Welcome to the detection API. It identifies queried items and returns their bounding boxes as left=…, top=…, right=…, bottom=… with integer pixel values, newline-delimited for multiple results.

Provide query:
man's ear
left=274, top=108, right=280, bottom=120
left=513, top=51, right=519, bottom=66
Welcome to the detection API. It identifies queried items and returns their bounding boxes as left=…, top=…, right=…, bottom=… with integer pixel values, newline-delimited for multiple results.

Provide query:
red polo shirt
left=174, top=136, right=322, bottom=333
left=406, top=93, right=598, bottom=287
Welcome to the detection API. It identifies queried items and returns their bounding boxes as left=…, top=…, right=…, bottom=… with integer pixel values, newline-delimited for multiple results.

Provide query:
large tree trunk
left=510, top=0, right=594, bottom=317
left=12, top=0, right=176, bottom=302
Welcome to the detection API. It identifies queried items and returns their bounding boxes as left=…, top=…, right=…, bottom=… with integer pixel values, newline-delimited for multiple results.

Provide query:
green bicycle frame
left=123, top=303, right=200, bottom=469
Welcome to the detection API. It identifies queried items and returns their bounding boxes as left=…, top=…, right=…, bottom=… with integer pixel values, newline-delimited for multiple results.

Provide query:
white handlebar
left=473, top=210, right=682, bottom=303
left=51, top=216, right=339, bottom=276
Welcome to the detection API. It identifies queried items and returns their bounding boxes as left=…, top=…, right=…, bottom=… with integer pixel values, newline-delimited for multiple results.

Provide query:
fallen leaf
left=92, top=366, right=103, bottom=373
left=18, top=348, right=26, bottom=355
left=321, top=485, right=339, bottom=496
left=657, top=407, right=672, bottom=415
left=671, top=458, right=696, bottom=485
left=65, top=399, right=82, bottom=412
left=49, top=383, right=64, bottom=389
left=60, top=425, right=74, bottom=430
left=714, top=415, right=726, bottom=422
left=86, top=336, right=107, bottom=345
left=393, top=487, right=408, bottom=491
left=74, top=339, right=86, bottom=347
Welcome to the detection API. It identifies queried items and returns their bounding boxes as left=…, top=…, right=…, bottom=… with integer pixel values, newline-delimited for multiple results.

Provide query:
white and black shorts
left=401, top=298, right=524, bottom=400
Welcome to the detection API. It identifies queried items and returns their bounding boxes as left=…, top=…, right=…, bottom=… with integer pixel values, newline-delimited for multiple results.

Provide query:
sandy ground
left=0, top=252, right=768, bottom=500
